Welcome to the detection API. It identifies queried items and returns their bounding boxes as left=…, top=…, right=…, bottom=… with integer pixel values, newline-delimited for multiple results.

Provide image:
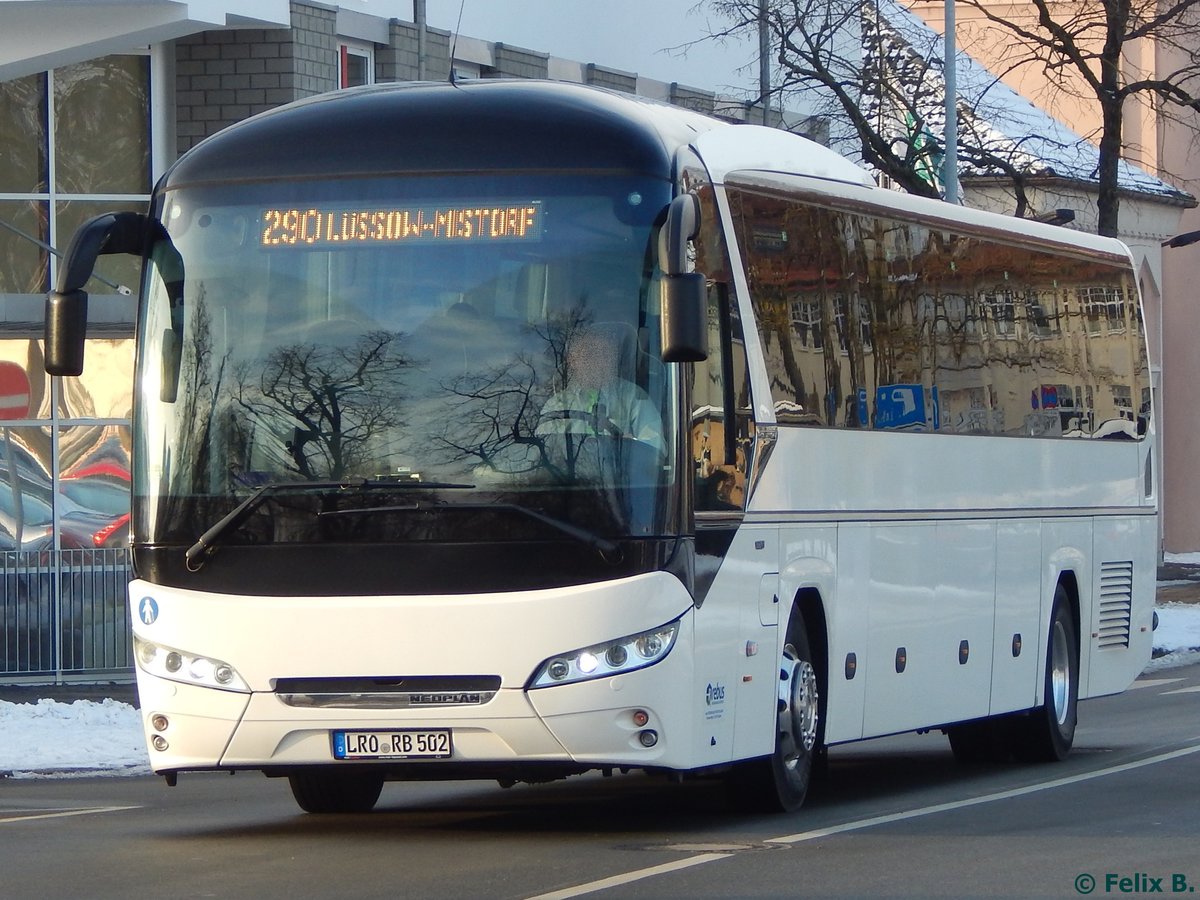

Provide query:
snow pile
left=0, top=697, right=149, bottom=778
left=1144, top=603, right=1200, bottom=671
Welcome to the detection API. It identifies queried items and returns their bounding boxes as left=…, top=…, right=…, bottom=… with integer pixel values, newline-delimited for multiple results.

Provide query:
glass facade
left=0, top=55, right=146, bottom=677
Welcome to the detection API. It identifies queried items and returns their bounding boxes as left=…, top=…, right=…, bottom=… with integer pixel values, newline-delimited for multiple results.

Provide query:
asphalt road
left=2, top=661, right=1198, bottom=900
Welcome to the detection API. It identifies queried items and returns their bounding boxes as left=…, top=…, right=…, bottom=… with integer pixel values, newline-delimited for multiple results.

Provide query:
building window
left=0, top=54, right=146, bottom=561
left=1, top=55, right=149, bottom=299
left=340, top=43, right=374, bottom=88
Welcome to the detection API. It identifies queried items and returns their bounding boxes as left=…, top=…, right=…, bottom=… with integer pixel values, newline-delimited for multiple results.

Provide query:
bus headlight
left=528, top=619, right=680, bottom=689
left=133, top=635, right=250, bottom=693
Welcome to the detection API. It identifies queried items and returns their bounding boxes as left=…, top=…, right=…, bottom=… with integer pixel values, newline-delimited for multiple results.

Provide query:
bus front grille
left=274, top=675, right=501, bottom=709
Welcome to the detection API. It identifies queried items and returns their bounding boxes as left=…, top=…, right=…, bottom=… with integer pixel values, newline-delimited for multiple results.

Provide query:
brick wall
left=174, top=1, right=336, bottom=154
left=586, top=64, right=637, bottom=94
left=670, top=83, right=716, bottom=114
left=378, top=21, right=451, bottom=82
left=489, top=43, right=549, bottom=79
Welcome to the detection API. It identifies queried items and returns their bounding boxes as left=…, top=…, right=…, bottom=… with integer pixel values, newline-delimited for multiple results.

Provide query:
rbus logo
left=706, top=683, right=726, bottom=706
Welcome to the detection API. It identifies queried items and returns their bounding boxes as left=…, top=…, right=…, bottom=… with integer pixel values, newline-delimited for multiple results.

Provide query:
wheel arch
left=791, top=586, right=830, bottom=754
left=1056, top=569, right=1082, bottom=647
left=1053, top=568, right=1085, bottom=698
left=792, top=587, right=829, bottom=696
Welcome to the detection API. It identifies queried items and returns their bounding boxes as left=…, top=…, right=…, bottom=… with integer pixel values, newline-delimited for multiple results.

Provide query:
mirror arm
left=45, top=211, right=147, bottom=376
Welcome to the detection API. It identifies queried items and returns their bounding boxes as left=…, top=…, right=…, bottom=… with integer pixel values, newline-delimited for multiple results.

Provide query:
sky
left=2, top=601, right=1198, bottom=778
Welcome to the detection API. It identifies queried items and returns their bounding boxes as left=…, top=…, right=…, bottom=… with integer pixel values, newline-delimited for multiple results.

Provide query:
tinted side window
left=726, top=182, right=1147, bottom=439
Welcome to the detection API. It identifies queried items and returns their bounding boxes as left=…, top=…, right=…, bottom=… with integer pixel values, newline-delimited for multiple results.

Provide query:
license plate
left=332, top=729, right=452, bottom=760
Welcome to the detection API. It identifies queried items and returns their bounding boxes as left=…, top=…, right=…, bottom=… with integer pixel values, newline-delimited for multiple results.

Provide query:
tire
left=1012, top=585, right=1079, bottom=762
left=288, top=769, right=385, bottom=814
left=728, top=608, right=822, bottom=813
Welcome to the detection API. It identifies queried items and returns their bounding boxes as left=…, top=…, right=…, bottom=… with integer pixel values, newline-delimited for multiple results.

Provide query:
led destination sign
left=260, top=203, right=543, bottom=247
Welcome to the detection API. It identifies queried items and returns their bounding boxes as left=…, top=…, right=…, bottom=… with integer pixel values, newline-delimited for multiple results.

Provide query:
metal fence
left=0, top=548, right=134, bottom=684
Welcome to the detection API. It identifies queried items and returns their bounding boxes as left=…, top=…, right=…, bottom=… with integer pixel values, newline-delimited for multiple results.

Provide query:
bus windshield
left=134, top=173, right=679, bottom=551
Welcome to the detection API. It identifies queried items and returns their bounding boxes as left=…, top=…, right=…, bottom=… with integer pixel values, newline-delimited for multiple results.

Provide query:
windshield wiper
left=489, top=502, right=622, bottom=563
left=322, top=499, right=622, bottom=563
left=184, top=478, right=475, bottom=572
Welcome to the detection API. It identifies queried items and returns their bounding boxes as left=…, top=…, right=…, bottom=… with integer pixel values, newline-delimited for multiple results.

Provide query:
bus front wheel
left=288, top=769, right=385, bottom=813
left=729, top=608, right=822, bottom=812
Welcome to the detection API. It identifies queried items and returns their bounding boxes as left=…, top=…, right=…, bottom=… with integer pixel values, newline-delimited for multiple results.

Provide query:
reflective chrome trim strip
left=278, top=691, right=497, bottom=709
left=742, top=506, right=1156, bottom=524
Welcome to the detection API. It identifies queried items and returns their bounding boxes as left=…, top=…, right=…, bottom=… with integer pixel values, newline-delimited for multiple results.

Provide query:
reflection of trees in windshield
left=175, top=289, right=227, bottom=492
left=233, top=329, right=410, bottom=481
left=430, top=304, right=593, bottom=484
left=154, top=283, right=672, bottom=544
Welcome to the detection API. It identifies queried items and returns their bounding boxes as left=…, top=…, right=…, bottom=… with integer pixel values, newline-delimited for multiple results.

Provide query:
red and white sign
left=0, top=361, right=32, bottom=421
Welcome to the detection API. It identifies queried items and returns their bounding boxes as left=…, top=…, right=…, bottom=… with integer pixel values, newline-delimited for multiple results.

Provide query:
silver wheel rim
left=778, top=644, right=819, bottom=774
left=1049, top=619, right=1071, bottom=726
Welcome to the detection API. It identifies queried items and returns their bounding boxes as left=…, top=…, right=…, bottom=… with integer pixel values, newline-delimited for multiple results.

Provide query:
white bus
left=46, top=80, right=1157, bottom=814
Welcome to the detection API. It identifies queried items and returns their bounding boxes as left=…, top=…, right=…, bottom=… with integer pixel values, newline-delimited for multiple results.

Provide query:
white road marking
left=0, top=805, right=139, bottom=825
left=524, top=742, right=1200, bottom=900
left=1162, top=685, right=1200, bottom=695
left=525, top=853, right=734, bottom=900
left=1128, top=678, right=1184, bottom=690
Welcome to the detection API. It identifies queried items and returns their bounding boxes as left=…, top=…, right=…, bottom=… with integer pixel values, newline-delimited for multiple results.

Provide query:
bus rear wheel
left=1011, top=586, right=1079, bottom=762
left=729, top=608, right=821, bottom=813
left=288, top=769, right=385, bottom=813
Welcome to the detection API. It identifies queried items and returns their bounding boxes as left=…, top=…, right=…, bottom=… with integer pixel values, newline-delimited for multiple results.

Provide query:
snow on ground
left=2, top=601, right=1199, bottom=778
left=1143, top=603, right=1200, bottom=672
left=0, top=697, right=149, bottom=778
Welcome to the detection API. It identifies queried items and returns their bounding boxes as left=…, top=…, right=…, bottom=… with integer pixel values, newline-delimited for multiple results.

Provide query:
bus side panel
left=827, top=525, right=868, bottom=744
left=1085, top=515, right=1157, bottom=698
left=990, top=520, right=1044, bottom=715
left=693, top=525, right=779, bottom=767
left=856, top=521, right=995, bottom=739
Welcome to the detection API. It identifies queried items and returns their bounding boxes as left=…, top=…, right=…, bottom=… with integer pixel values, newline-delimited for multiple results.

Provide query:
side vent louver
left=1098, top=560, right=1134, bottom=649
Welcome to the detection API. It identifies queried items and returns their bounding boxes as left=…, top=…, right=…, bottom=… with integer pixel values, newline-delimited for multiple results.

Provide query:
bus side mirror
left=658, top=194, right=707, bottom=363
left=45, top=291, right=89, bottom=377
left=44, top=211, right=146, bottom=376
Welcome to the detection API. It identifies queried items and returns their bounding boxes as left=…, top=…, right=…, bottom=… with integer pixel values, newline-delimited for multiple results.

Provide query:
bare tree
left=950, top=0, right=1200, bottom=235
left=702, top=0, right=1200, bottom=234
left=234, top=330, right=410, bottom=481
left=702, top=0, right=1062, bottom=214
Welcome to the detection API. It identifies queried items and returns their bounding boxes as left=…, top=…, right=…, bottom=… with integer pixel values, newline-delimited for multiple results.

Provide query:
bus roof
left=162, top=79, right=727, bottom=189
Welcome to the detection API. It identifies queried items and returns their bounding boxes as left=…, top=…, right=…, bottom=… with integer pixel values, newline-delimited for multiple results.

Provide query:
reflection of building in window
left=858, top=297, right=875, bottom=350
left=1025, top=292, right=1057, bottom=337
left=1081, top=285, right=1126, bottom=334
left=983, top=290, right=1016, bottom=336
left=1112, top=384, right=1134, bottom=420
left=939, top=293, right=978, bottom=337
left=830, top=294, right=873, bottom=354
left=790, top=299, right=823, bottom=349
left=834, top=295, right=849, bottom=352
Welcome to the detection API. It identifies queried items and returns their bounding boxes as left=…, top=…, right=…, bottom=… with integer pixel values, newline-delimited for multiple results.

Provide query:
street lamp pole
left=1162, top=230, right=1200, bottom=248
left=759, top=0, right=771, bottom=126
left=943, top=0, right=959, bottom=204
